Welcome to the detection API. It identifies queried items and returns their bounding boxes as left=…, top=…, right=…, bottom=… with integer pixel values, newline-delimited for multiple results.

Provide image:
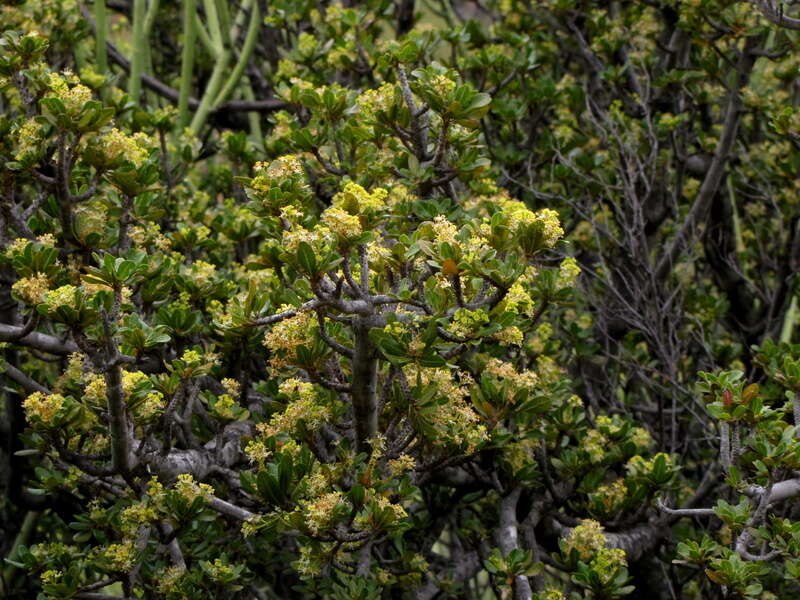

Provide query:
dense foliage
left=5, top=1, right=800, bottom=599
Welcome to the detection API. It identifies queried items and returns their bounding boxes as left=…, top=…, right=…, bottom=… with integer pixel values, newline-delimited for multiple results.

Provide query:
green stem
left=193, top=11, right=217, bottom=56
left=727, top=175, right=744, bottom=254
left=242, top=75, right=264, bottom=152
left=74, top=40, right=89, bottom=71
left=213, top=3, right=260, bottom=106
left=143, top=0, right=161, bottom=36
left=188, top=49, right=231, bottom=134
left=128, top=0, right=147, bottom=103
left=1, top=511, right=39, bottom=590
left=781, top=296, right=797, bottom=344
left=215, top=0, right=233, bottom=46
left=188, top=0, right=253, bottom=134
left=178, top=0, right=198, bottom=128
left=94, top=0, right=108, bottom=73
left=203, top=0, right=224, bottom=53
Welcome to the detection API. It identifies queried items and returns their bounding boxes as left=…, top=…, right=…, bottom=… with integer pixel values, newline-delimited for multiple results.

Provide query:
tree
left=3, top=1, right=800, bottom=599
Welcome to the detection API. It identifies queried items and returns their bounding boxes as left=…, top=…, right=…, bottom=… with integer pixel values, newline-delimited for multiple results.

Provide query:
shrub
left=3, top=1, right=800, bottom=599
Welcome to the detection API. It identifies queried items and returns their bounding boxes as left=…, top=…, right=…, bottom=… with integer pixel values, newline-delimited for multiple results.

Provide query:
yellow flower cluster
left=526, top=323, right=553, bottom=354
left=263, top=308, right=315, bottom=369
left=222, top=378, right=241, bottom=397
left=331, top=182, right=388, bottom=214
left=403, top=365, right=471, bottom=402
left=101, top=542, right=136, bottom=571
left=590, top=479, right=627, bottom=513
left=258, top=379, right=330, bottom=437
left=536, top=355, right=564, bottom=383
left=355, top=493, right=408, bottom=530
left=484, top=358, right=539, bottom=390
left=48, top=71, right=92, bottom=115
left=595, top=415, right=622, bottom=435
left=493, top=325, right=524, bottom=346
left=562, top=519, right=607, bottom=562
left=41, top=569, right=62, bottom=584
left=120, top=502, right=158, bottom=533
left=282, top=225, right=331, bottom=253
left=387, top=453, right=416, bottom=477
left=448, top=308, right=489, bottom=338
left=202, top=558, right=235, bottom=581
left=155, top=565, right=187, bottom=597
left=590, top=547, right=628, bottom=585
left=73, top=201, right=108, bottom=243
left=625, top=453, right=672, bottom=477
left=97, top=128, right=150, bottom=167
left=503, top=438, right=539, bottom=472
left=304, top=491, right=347, bottom=534
left=297, top=32, right=317, bottom=55
left=129, top=222, right=171, bottom=252
left=122, top=370, right=148, bottom=397
left=321, top=206, right=362, bottom=239
left=356, top=82, right=396, bottom=117
left=401, top=366, right=484, bottom=451
left=174, top=473, right=214, bottom=503
left=83, top=373, right=106, bottom=403
left=79, top=65, right=106, bottom=89
left=429, top=396, right=486, bottom=453
left=629, top=427, right=653, bottom=449
left=23, top=391, right=65, bottom=425
left=253, top=154, right=305, bottom=181
left=556, top=257, right=581, bottom=290
left=185, top=260, right=217, bottom=287
left=383, top=321, right=408, bottom=337
left=11, top=272, right=50, bottom=304
left=212, top=394, right=236, bottom=420
left=138, top=391, right=165, bottom=420
left=4, top=237, right=32, bottom=258
left=430, top=74, right=457, bottom=98
left=431, top=215, right=459, bottom=244
left=503, top=281, right=535, bottom=316
left=43, top=284, right=76, bottom=311
left=582, top=429, right=609, bottom=464
left=497, top=198, right=564, bottom=247
left=14, top=118, right=44, bottom=161
left=241, top=514, right=262, bottom=538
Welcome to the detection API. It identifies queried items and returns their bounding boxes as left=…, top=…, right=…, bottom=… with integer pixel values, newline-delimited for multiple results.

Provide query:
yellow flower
left=202, top=558, right=235, bottom=581
left=101, top=542, right=137, bottom=571
left=14, top=118, right=44, bottom=161
left=304, top=492, right=347, bottom=534
left=40, top=569, right=62, bottom=584
left=257, top=379, right=330, bottom=437
left=222, top=378, right=240, bottom=397
left=331, top=182, right=388, bottom=214
left=43, top=285, right=77, bottom=311
left=562, top=519, right=607, bottom=562
left=431, top=215, right=459, bottom=244
left=582, top=429, right=608, bottom=464
left=121, top=370, right=149, bottom=398
left=48, top=71, right=92, bottom=115
left=23, top=391, right=65, bottom=425
left=447, top=308, right=489, bottom=338
left=11, top=273, right=50, bottom=304
left=174, top=473, right=214, bottom=503
left=356, top=82, right=396, bottom=117
left=556, top=257, right=581, bottom=290
left=83, top=373, right=107, bottom=403
left=263, top=308, right=315, bottom=369
left=97, top=127, right=150, bottom=166
left=321, top=206, right=362, bottom=239
left=590, top=479, right=627, bottom=513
